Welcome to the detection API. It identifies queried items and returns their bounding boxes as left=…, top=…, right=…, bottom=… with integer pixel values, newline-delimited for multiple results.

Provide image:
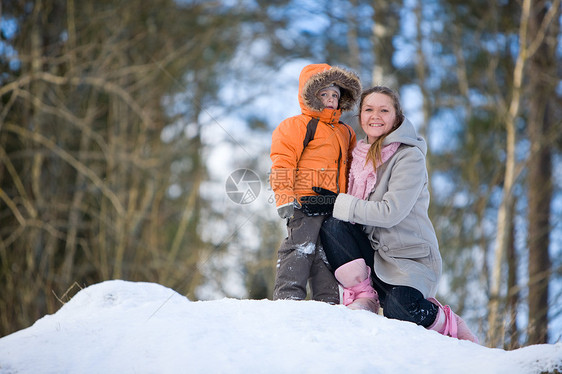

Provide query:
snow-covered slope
left=0, top=280, right=560, bottom=374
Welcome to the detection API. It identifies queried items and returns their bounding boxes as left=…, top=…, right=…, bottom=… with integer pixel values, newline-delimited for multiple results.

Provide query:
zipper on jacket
left=330, top=120, right=344, bottom=193
left=336, top=148, right=342, bottom=193
left=329, top=110, right=338, bottom=127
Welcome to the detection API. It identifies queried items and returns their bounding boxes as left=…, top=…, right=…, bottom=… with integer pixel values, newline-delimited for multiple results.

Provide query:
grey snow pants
left=273, top=209, right=340, bottom=304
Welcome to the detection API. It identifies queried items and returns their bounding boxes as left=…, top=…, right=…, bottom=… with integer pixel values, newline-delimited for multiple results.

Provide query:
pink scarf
left=348, top=140, right=400, bottom=200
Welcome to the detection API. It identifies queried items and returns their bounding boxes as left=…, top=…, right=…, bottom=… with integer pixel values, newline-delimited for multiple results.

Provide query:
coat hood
left=298, top=63, right=362, bottom=113
left=384, top=118, right=427, bottom=155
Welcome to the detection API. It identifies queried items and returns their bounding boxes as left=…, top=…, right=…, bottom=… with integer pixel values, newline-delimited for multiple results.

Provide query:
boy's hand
left=300, top=187, right=337, bottom=216
left=277, top=204, right=294, bottom=219
left=277, top=199, right=301, bottom=219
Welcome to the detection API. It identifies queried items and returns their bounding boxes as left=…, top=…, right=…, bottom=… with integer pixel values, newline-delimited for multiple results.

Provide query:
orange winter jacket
left=270, top=63, right=361, bottom=208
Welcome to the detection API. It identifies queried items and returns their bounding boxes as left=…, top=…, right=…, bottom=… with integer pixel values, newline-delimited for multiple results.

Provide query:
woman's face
left=360, top=92, right=397, bottom=143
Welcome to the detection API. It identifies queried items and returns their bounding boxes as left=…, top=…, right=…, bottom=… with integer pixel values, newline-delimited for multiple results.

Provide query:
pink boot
left=334, top=259, right=380, bottom=314
left=427, top=297, right=479, bottom=343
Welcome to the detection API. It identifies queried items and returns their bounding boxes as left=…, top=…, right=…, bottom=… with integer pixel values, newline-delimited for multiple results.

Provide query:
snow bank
left=0, top=280, right=560, bottom=374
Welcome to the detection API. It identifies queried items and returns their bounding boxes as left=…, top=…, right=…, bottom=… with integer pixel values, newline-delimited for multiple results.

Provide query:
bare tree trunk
left=526, top=0, right=559, bottom=345
left=506, top=198, right=520, bottom=349
left=345, top=0, right=361, bottom=72
left=487, top=0, right=531, bottom=347
left=371, top=1, right=401, bottom=87
left=414, top=0, right=431, bottom=147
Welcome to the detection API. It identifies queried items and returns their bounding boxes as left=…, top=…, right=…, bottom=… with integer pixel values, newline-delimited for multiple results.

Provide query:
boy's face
left=318, top=88, right=339, bottom=109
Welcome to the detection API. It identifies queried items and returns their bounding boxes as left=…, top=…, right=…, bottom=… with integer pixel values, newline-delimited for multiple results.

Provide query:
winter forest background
left=0, top=0, right=560, bottom=349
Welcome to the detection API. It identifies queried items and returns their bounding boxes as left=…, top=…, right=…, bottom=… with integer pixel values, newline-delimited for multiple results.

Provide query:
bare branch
left=3, top=123, right=125, bottom=216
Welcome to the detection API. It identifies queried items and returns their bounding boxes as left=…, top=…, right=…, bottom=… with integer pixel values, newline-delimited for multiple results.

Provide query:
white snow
left=295, top=242, right=317, bottom=255
left=0, top=280, right=560, bottom=374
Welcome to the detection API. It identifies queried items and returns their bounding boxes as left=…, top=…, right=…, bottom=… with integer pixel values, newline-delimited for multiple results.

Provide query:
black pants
left=320, top=216, right=438, bottom=328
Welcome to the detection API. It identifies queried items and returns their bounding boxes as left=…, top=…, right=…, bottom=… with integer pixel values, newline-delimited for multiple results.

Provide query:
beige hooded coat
left=332, top=118, right=442, bottom=298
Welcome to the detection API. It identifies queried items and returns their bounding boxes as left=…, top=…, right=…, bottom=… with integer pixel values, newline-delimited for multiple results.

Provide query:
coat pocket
left=383, top=244, right=430, bottom=259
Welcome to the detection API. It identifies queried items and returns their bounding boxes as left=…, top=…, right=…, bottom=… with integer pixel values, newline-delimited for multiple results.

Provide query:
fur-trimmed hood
left=298, top=63, right=362, bottom=113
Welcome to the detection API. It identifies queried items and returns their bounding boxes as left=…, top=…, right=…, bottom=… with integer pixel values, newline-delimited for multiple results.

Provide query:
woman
left=308, top=86, right=478, bottom=343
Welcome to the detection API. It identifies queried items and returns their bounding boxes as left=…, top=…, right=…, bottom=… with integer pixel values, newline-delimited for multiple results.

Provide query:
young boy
left=270, top=63, right=361, bottom=303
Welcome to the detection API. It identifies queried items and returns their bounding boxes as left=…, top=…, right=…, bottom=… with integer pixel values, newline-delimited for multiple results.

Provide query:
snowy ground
left=0, top=280, right=560, bottom=374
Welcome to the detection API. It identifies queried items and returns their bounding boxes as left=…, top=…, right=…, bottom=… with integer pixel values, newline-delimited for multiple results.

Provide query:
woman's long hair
left=359, top=86, right=404, bottom=171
